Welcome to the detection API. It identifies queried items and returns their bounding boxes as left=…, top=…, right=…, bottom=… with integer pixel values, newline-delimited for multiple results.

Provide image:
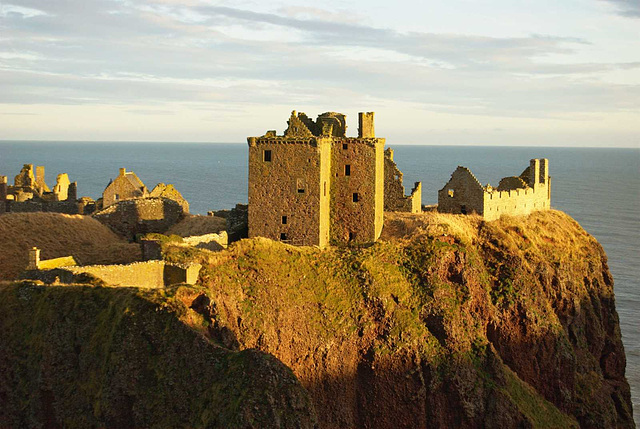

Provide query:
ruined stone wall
left=93, top=197, right=185, bottom=240
left=437, top=167, right=486, bottom=216
left=149, top=183, right=190, bottom=213
left=52, top=173, right=70, bottom=201
left=330, top=138, right=384, bottom=243
left=384, top=149, right=422, bottom=213
left=483, top=179, right=551, bottom=221
left=64, top=261, right=166, bottom=288
left=2, top=200, right=79, bottom=215
left=248, top=138, right=323, bottom=246
left=438, top=160, right=551, bottom=220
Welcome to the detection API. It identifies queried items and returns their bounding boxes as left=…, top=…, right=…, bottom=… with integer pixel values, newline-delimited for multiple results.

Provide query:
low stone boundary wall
left=23, top=260, right=201, bottom=288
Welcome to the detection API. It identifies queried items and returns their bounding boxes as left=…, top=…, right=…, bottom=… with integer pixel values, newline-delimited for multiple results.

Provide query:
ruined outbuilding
left=102, top=168, right=148, bottom=207
left=438, top=159, right=551, bottom=221
left=248, top=110, right=385, bottom=247
left=384, top=148, right=421, bottom=213
left=0, top=164, right=79, bottom=214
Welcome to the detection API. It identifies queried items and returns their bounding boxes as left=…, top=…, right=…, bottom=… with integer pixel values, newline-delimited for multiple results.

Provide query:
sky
left=0, top=0, right=639, bottom=147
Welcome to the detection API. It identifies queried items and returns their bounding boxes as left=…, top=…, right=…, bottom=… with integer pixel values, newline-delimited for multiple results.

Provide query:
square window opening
left=280, top=232, right=288, bottom=241
left=343, top=143, right=348, bottom=150
left=263, top=150, right=272, bottom=162
left=297, top=188, right=305, bottom=194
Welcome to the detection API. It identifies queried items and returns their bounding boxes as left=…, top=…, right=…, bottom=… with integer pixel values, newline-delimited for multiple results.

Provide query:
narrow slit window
left=282, top=215, right=287, bottom=225
left=345, top=165, right=351, bottom=176
left=348, top=232, right=355, bottom=241
left=323, top=181, right=327, bottom=196
left=352, top=193, right=359, bottom=202
left=263, top=150, right=272, bottom=162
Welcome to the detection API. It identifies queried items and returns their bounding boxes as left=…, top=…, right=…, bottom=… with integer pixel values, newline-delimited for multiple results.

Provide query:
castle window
left=280, top=233, right=288, bottom=241
left=349, top=232, right=355, bottom=241
left=298, top=188, right=305, bottom=194
left=461, top=205, right=467, bottom=214
left=323, top=181, right=327, bottom=196
left=282, top=215, right=287, bottom=225
left=352, top=193, right=359, bottom=202
left=345, top=165, right=351, bottom=176
left=296, top=178, right=305, bottom=194
left=343, top=143, right=348, bottom=150
left=115, top=194, right=120, bottom=201
left=263, top=150, right=272, bottom=162
left=448, top=189, right=454, bottom=198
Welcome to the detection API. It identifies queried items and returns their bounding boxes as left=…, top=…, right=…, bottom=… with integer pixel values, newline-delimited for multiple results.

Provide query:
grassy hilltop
left=0, top=210, right=634, bottom=428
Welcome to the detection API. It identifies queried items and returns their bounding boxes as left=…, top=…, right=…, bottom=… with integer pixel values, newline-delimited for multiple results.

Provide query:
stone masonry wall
left=483, top=180, right=551, bottom=221
left=438, top=159, right=551, bottom=220
left=437, top=167, right=486, bottom=215
left=248, top=138, right=324, bottom=246
left=93, top=197, right=185, bottom=240
left=384, top=149, right=422, bottom=213
left=330, top=137, right=384, bottom=243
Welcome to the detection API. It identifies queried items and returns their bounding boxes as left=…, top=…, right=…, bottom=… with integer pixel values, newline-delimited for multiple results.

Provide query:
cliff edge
left=0, top=210, right=634, bottom=427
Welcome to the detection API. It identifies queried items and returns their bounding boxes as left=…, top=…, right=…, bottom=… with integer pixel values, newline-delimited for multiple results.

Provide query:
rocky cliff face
left=0, top=210, right=633, bottom=428
left=168, top=210, right=633, bottom=428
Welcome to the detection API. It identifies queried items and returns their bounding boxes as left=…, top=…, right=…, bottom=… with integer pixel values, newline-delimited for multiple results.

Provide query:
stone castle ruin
left=437, top=158, right=551, bottom=221
left=0, top=164, right=78, bottom=214
left=384, top=148, right=422, bottom=213
left=102, top=168, right=190, bottom=213
left=248, top=111, right=388, bottom=247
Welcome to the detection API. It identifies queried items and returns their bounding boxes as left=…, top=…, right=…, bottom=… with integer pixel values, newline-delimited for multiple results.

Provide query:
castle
left=0, top=164, right=78, bottom=214
left=248, top=111, right=388, bottom=247
left=437, top=159, right=551, bottom=221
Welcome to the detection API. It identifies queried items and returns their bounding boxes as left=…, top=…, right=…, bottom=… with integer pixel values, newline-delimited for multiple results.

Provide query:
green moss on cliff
left=0, top=283, right=316, bottom=428
left=159, top=210, right=631, bottom=428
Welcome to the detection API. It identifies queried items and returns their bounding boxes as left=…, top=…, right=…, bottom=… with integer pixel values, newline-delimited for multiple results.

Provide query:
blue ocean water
left=1, top=141, right=638, bottom=419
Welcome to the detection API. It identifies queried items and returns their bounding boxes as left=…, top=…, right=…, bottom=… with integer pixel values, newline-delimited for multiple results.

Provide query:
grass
left=0, top=212, right=141, bottom=280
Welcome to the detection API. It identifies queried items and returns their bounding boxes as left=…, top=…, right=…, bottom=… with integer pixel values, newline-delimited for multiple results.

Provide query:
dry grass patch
left=166, top=214, right=226, bottom=237
left=0, top=212, right=141, bottom=280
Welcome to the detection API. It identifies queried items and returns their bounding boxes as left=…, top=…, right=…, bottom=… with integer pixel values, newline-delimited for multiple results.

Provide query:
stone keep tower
left=247, top=111, right=385, bottom=247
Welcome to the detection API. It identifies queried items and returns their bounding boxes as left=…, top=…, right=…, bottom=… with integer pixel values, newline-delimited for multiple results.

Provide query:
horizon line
left=0, top=139, right=638, bottom=149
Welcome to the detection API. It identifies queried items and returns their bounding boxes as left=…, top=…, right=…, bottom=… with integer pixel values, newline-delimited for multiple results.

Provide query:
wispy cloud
left=0, top=0, right=638, bottom=129
left=601, top=0, right=640, bottom=17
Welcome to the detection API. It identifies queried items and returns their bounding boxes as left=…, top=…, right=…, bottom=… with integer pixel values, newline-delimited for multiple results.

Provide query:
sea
left=1, top=141, right=638, bottom=420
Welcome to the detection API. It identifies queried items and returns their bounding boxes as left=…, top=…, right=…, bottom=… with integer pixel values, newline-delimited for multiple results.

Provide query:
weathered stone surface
left=247, top=110, right=384, bottom=247
left=102, top=167, right=148, bottom=208
left=384, top=148, right=421, bottom=213
left=438, top=159, right=551, bottom=220
left=93, top=197, right=185, bottom=240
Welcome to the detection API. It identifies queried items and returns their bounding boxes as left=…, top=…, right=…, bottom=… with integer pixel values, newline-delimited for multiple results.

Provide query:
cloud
left=601, top=0, right=640, bottom=17
left=0, top=0, right=637, bottom=123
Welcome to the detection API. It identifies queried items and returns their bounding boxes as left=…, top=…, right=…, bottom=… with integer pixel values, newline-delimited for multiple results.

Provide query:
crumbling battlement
left=1, top=165, right=80, bottom=214
left=384, top=148, right=422, bottom=213
left=438, top=159, right=551, bottom=221
left=247, top=110, right=385, bottom=247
